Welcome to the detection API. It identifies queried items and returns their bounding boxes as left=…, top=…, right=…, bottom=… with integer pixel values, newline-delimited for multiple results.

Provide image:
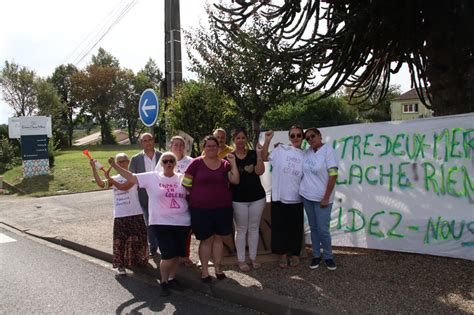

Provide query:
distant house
left=390, top=88, right=433, bottom=121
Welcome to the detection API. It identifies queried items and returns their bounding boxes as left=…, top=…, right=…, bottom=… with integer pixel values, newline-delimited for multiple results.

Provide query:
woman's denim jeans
left=302, top=197, right=333, bottom=259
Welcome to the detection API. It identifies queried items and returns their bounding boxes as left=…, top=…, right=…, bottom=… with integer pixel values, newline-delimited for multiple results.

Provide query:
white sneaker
left=116, top=267, right=126, bottom=276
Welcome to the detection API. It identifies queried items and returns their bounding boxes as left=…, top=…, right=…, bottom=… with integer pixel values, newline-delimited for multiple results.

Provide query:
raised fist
left=226, top=153, right=235, bottom=161
left=264, top=130, right=274, bottom=141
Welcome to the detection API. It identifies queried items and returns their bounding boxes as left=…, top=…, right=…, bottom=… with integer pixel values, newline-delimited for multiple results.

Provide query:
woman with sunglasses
left=300, top=128, right=339, bottom=271
left=90, top=153, right=148, bottom=277
left=109, top=152, right=191, bottom=297
left=230, top=128, right=266, bottom=272
left=155, top=136, right=194, bottom=267
left=262, top=126, right=305, bottom=269
left=182, top=135, right=239, bottom=283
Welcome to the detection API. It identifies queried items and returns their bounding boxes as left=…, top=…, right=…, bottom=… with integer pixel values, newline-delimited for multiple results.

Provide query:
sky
left=0, top=0, right=412, bottom=125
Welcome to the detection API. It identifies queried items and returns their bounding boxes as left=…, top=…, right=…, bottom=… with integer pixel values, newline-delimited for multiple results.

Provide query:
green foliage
left=35, top=78, right=70, bottom=148
left=71, top=48, right=123, bottom=144
left=48, top=139, right=56, bottom=167
left=116, top=59, right=163, bottom=145
left=0, top=61, right=37, bottom=116
left=186, top=10, right=304, bottom=144
left=139, top=58, right=163, bottom=90
left=114, top=68, right=140, bottom=144
left=92, top=48, right=120, bottom=68
left=346, top=84, right=401, bottom=122
left=262, top=93, right=359, bottom=130
left=166, top=80, right=242, bottom=155
left=0, top=124, right=8, bottom=138
left=50, top=64, right=79, bottom=148
left=0, top=124, right=21, bottom=173
left=0, top=136, right=21, bottom=174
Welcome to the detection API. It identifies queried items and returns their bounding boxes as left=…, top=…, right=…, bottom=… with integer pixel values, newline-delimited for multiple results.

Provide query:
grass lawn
left=2, top=144, right=143, bottom=197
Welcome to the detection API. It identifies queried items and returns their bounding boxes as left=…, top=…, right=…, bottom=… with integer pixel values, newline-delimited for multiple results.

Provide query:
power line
left=62, top=0, right=128, bottom=65
left=74, top=0, right=138, bottom=66
left=65, top=0, right=138, bottom=66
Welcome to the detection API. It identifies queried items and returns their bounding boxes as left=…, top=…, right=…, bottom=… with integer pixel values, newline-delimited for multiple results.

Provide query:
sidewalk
left=0, top=191, right=472, bottom=314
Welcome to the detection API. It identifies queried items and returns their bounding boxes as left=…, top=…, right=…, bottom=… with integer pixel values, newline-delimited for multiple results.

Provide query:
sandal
left=238, top=262, right=251, bottom=272
left=278, top=256, right=289, bottom=269
left=251, top=260, right=262, bottom=270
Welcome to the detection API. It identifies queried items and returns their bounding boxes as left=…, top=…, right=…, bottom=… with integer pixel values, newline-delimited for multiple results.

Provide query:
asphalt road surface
left=0, top=225, right=259, bottom=314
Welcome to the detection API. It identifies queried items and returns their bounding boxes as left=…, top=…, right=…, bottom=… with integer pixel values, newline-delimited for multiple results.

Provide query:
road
left=0, top=225, right=259, bottom=314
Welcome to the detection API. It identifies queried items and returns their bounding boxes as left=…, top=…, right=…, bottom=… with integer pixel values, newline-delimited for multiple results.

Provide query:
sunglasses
left=290, top=133, right=302, bottom=139
left=162, top=159, right=175, bottom=164
left=305, top=134, right=317, bottom=141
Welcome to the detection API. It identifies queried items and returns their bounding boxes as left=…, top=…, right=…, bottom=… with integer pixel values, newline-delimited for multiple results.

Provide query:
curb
left=1, top=221, right=319, bottom=314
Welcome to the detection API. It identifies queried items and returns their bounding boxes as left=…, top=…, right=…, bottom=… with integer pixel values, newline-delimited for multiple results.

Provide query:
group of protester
left=89, top=125, right=339, bottom=297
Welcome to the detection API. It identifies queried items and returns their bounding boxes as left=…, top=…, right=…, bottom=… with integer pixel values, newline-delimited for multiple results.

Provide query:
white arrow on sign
left=141, top=98, right=157, bottom=118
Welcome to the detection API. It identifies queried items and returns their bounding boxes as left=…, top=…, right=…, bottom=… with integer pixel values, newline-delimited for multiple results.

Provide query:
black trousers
left=271, top=201, right=304, bottom=256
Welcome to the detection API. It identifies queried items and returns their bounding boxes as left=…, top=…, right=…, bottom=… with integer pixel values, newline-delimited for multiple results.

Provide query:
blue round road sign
left=139, top=89, right=159, bottom=127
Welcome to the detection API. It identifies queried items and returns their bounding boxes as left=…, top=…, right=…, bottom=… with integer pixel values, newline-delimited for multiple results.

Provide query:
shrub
left=0, top=136, right=21, bottom=173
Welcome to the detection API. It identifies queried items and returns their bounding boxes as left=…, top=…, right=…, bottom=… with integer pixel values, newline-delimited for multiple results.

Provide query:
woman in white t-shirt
left=110, top=151, right=190, bottom=297
left=155, top=136, right=194, bottom=267
left=262, top=126, right=305, bottom=269
left=299, top=128, right=338, bottom=271
left=89, top=153, right=148, bottom=277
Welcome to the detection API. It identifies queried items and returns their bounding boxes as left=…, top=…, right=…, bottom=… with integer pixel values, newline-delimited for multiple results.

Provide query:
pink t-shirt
left=135, top=171, right=190, bottom=226
left=185, top=157, right=232, bottom=209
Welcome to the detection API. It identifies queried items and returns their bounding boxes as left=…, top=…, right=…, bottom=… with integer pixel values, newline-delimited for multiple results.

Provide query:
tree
left=262, top=92, right=359, bottom=130
left=115, top=69, right=142, bottom=144
left=114, top=60, right=164, bottom=145
left=166, top=80, right=242, bottom=155
left=0, top=61, right=37, bottom=116
left=72, top=48, right=124, bottom=144
left=215, top=1, right=474, bottom=116
left=35, top=78, right=69, bottom=148
left=140, top=58, right=164, bottom=90
left=347, top=84, right=401, bottom=122
left=186, top=10, right=307, bottom=144
left=50, top=64, right=79, bottom=147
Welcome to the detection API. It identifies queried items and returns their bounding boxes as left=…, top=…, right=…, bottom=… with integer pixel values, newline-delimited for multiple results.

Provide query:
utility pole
left=164, top=0, right=182, bottom=99
left=161, top=0, right=182, bottom=143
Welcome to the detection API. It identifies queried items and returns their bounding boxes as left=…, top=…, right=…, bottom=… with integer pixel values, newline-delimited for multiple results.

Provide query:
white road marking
left=0, top=232, right=17, bottom=243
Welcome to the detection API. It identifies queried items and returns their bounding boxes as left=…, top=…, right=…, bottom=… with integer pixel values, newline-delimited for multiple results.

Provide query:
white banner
left=260, top=113, right=474, bottom=260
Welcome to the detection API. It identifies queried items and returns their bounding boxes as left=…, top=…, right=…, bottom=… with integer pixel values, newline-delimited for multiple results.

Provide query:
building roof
left=393, top=88, right=429, bottom=101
